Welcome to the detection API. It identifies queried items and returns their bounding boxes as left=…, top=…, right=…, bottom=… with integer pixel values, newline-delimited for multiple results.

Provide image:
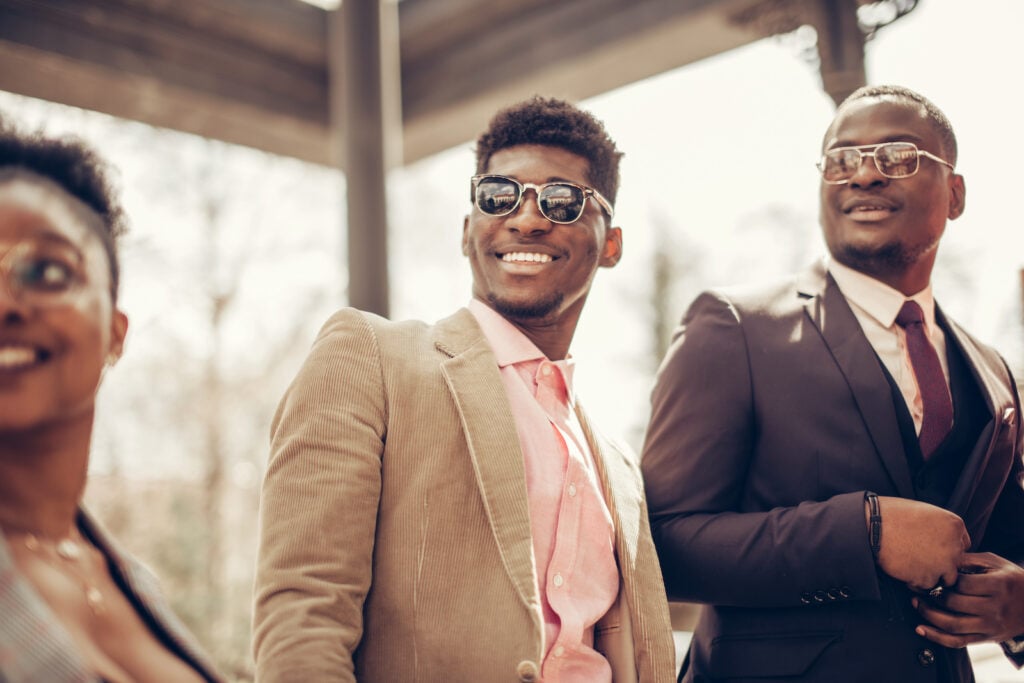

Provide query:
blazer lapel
left=576, top=402, right=676, bottom=682
left=0, top=511, right=221, bottom=683
left=78, top=511, right=222, bottom=682
left=797, top=263, right=915, bottom=497
left=939, top=310, right=1014, bottom=524
left=575, top=402, right=641, bottom=564
left=435, top=309, right=538, bottom=611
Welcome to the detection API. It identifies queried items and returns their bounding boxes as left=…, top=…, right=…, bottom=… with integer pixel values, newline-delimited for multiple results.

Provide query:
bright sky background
left=1, top=0, right=1021, bottom=462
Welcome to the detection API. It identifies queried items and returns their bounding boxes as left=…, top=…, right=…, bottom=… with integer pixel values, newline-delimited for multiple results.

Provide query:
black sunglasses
left=471, top=174, right=614, bottom=225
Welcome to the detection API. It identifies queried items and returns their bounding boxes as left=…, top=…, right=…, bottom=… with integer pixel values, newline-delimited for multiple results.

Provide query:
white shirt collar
left=826, top=256, right=938, bottom=331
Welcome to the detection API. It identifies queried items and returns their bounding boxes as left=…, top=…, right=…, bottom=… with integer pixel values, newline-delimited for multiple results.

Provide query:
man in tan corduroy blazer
left=252, top=97, right=676, bottom=682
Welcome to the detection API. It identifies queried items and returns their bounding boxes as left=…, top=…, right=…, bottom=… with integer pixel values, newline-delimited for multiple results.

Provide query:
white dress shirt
left=827, top=257, right=950, bottom=435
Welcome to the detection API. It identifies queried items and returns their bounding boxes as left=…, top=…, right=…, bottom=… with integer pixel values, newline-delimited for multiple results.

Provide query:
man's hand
left=913, top=552, right=1024, bottom=648
left=870, top=496, right=970, bottom=591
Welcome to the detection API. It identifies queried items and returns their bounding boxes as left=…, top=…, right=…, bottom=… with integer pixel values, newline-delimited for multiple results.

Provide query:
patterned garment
left=0, top=509, right=222, bottom=683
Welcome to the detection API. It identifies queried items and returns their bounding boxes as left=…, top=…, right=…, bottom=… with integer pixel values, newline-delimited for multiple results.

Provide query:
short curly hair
left=475, top=96, right=623, bottom=206
left=0, top=116, right=127, bottom=299
left=833, top=85, right=958, bottom=166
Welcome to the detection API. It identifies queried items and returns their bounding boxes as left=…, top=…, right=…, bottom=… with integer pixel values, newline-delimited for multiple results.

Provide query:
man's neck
left=827, top=254, right=933, bottom=298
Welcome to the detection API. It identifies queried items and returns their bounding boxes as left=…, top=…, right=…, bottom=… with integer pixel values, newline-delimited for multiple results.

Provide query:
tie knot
left=896, top=300, right=925, bottom=328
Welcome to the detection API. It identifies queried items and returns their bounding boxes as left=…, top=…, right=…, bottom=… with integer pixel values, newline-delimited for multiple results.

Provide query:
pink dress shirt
left=469, top=300, right=619, bottom=683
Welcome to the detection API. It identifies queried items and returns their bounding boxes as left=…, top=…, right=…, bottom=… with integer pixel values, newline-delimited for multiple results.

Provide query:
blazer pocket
left=709, top=631, right=841, bottom=678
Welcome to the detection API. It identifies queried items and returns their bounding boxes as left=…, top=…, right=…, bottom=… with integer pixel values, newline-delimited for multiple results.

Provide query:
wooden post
left=329, top=0, right=402, bottom=316
left=810, top=0, right=866, bottom=106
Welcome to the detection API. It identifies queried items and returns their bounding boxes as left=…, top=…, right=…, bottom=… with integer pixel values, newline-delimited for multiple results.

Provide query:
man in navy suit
left=642, top=85, right=1024, bottom=682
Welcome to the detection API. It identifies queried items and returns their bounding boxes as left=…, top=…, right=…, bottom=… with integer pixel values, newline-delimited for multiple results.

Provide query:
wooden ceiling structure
left=0, top=0, right=916, bottom=315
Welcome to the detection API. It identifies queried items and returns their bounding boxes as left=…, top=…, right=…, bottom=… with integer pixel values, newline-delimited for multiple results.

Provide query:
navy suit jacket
left=641, top=262, right=1024, bottom=683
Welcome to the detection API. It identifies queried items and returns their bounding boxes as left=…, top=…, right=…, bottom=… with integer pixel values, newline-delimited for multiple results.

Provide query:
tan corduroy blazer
left=253, top=307, right=676, bottom=683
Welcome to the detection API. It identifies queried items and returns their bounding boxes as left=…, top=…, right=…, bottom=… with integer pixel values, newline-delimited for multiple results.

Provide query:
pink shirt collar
left=468, top=298, right=577, bottom=403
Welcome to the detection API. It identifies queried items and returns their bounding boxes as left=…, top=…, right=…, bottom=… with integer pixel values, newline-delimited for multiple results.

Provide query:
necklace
left=23, top=532, right=106, bottom=615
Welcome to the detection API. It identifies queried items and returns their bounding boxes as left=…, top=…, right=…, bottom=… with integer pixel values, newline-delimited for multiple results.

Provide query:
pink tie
left=896, top=301, right=953, bottom=459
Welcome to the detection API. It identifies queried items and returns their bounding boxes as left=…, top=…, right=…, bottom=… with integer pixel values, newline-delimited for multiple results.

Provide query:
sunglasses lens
left=875, top=142, right=919, bottom=178
left=538, top=184, right=586, bottom=224
left=822, top=149, right=862, bottom=183
left=475, top=177, right=521, bottom=216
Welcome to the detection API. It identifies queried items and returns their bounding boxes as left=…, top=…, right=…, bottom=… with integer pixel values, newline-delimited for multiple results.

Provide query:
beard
left=487, top=290, right=564, bottom=320
left=831, top=235, right=939, bottom=281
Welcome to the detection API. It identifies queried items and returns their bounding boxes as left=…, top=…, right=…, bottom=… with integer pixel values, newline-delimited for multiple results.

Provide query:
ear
left=948, top=173, right=966, bottom=220
left=599, top=226, right=622, bottom=268
left=461, top=215, right=471, bottom=256
left=108, top=308, right=129, bottom=364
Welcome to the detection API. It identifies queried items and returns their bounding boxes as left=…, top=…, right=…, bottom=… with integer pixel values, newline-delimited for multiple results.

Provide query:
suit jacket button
left=812, top=590, right=827, bottom=604
left=838, top=586, right=852, bottom=599
left=800, top=592, right=813, bottom=605
left=517, top=660, right=540, bottom=681
left=918, top=649, right=935, bottom=666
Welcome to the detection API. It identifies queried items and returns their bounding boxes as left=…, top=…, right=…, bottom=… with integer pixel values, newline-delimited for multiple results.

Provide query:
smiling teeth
left=502, top=252, right=552, bottom=263
left=0, top=345, right=37, bottom=370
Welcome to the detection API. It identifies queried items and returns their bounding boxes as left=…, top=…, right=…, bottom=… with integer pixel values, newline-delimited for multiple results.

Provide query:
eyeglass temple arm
left=919, top=150, right=955, bottom=170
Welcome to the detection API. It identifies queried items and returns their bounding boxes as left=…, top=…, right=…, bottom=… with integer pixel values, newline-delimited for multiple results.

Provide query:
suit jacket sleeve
left=641, top=291, right=880, bottom=608
left=253, top=308, right=386, bottom=682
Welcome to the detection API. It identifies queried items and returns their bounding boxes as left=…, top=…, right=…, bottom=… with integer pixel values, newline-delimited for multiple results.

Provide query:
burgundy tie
left=895, top=301, right=953, bottom=459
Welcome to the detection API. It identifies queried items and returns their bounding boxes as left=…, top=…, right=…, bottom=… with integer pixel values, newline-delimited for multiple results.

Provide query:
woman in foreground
left=0, top=121, right=222, bottom=683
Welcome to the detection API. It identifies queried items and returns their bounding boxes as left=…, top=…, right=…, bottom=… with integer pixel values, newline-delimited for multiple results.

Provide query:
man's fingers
left=914, top=624, right=980, bottom=649
left=938, top=592, right=986, bottom=616
left=951, top=573, right=993, bottom=597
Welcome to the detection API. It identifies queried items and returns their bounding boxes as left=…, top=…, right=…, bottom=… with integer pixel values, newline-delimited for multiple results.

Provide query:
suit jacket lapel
left=575, top=402, right=641, bottom=564
left=797, top=263, right=915, bottom=497
left=938, top=309, right=1014, bottom=523
left=78, top=510, right=222, bottom=682
left=576, top=401, right=676, bottom=682
left=435, top=309, right=538, bottom=611
left=0, top=511, right=221, bottom=682
left=939, top=307, right=1010, bottom=419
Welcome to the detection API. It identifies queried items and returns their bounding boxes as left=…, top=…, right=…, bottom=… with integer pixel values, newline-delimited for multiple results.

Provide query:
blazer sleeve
left=640, top=291, right=880, bottom=608
left=253, top=308, right=387, bottom=683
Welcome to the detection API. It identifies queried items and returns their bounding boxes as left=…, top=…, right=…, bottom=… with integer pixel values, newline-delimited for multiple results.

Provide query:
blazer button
left=813, top=590, right=828, bottom=604
left=800, top=592, right=813, bottom=605
left=917, top=649, right=935, bottom=666
left=838, top=586, right=852, bottom=599
left=517, top=660, right=540, bottom=682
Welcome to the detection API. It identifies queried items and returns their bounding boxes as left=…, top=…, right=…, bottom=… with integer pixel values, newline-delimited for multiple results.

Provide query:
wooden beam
left=0, top=0, right=773, bottom=166
left=398, top=0, right=767, bottom=161
left=0, top=0, right=329, bottom=161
